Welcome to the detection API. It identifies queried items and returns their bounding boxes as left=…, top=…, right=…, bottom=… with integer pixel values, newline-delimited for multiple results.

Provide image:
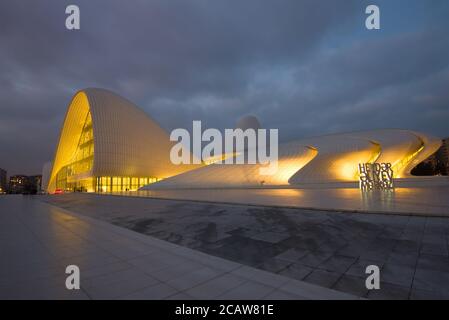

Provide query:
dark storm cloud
left=0, top=0, right=448, bottom=174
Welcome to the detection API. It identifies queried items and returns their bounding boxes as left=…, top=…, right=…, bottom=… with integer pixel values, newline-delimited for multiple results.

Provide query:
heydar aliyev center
left=45, top=88, right=442, bottom=193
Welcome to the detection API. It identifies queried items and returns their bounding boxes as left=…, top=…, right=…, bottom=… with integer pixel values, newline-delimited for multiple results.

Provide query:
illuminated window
left=55, top=112, right=94, bottom=191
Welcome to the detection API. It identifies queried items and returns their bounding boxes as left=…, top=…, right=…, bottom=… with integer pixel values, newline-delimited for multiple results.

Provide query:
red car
left=54, top=188, right=64, bottom=194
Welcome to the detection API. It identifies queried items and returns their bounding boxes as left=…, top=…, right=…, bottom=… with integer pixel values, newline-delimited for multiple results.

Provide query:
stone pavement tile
left=0, top=257, right=64, bottom=286
left=0, top=267, right=66, bottom=290
left=370, top=238, right=399, bottom=251
left=83, top=270, right=160, bottom=299
left=217, top=281, right=276, bottom=300
left=332, top=274, right=368, bottom=297
left=279, top=278, right=355, bottom=300
left=81, top=261, right=134, bottom=279
left=184, top=273, right=247, bottom=299
left=36, top=233, right=89, bottom=248
left=405, top=217, right=426, bottom=227
left=181, top=250, right=242, bottom=273
left=57, top=250, right=122, bottom=271
left=165, top=292, right=196, bottom=300
left=303, top=269, right=341, bottom=288
left=359, top=249, right=391, bottom=262
left=274, top=248, right=309, bottom=262
left=281, top=236, right=320, bottom=251
left=345, top=259, right=384, bottom=278
left=226, top=227, right=262, bottom=238
left=0, top=280, right=90, bottom=300
left=148, top=261, right=204, bottom=282
left=318, top=255, right=357, bottom=273
left=145, top=250, right=198, bottom=267
left=121, top=283, right=179, bottom=300
left=400, top=232, right=422, bottom=242
left=127, top=254, right=175, bottom=273
left=412, top=268, right=449, bottom=292
left=366, top=283, right=410, bottom=300
left=208, top=236, right=277, bottom=266
left=416, top=254, right=449, bottom=273
left=393, top=239, right=420, bottom=254
left=82, top=267, right=159, bottom=289
left=378, top=230, right=403, bottom=240
left=422, top=234, right=446, bottom=245
left=1, top=249, right=60, bottom=270
left=165, top=266, right=222, bottom=291
left=97, top=241, right=160, bottom=260
left=317, top=239, right=348, bottom=254
left=279, top=263, right=313, bottom=281
left=420, top=243, right=448, bottom=256
left=230, top=266, right=290, bottom=288
left=67, top=228, right=121, bottom=244
left=298, top=250, right=333, bottom=268
left=257, top=258, right=291, bottom=273
left=336, top=244, right=369, bottom=258
left=381, top=263, right=415, bottom=287
left=409, top=287, right=445, bottom=300
left=386, top=252, right=418, bottom=268
left=425, top=217, right=449, bottom=228
left=250, top=231, right=290, bottom=244
left=262, top=289, right=306, bottom=300
left=0, top=270, right=68, bottom=296
left=44, top=243, right=103, bottom=260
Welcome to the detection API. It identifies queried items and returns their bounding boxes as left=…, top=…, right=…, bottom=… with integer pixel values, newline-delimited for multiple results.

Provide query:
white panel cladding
left=84, top=88, right=199, bottom=179
left=140, top=144, right=317, bottom=189
left=50, top=88, right=442, bottom=191
left=288, top=136, right=378, bottom=184
left=143, top=129, right=442, bottom=189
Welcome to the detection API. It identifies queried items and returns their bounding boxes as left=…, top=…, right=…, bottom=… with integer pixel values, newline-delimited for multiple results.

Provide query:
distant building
left=28, top=175, right=42, bottom=193
left=8, top=175, right=42, bottom=194
left=8, top=175, right=28, bottom=194
left=436, top=138, right=449, bottom=175
left=411, top=137, right=449, bottom=176
left=0, top=168, right=6, bottom=193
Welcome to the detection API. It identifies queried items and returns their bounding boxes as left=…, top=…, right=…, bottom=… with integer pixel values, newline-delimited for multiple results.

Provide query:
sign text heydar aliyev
left=358, top=163, right=394, bottom=191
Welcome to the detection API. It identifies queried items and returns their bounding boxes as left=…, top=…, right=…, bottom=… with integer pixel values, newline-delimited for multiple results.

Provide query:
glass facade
left=54, top=111, right=160, bottom=193
left=95, top=176, right=159, bottom=192
left=56, top=111, right=94, bottom=191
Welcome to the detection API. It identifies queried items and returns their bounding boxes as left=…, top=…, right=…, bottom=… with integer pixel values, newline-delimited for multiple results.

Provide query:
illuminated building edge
left=46, top=88, right=199, bottom=193
left=45, top=88, right=442, bottom=192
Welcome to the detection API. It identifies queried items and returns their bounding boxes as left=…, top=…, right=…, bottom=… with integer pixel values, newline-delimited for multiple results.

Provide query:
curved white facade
left=142, top=129, right=441, bottom=189
left=48, top=88, right=442, bottom=192
left=47, top=88, right=199, bottom=193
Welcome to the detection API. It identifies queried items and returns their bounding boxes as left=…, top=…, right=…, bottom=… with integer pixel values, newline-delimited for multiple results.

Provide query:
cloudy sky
left=0, top=0, right=448, bottom=175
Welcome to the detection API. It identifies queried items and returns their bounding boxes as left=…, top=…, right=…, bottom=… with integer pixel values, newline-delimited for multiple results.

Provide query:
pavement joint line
left=407, top=218, right=427, bottom=299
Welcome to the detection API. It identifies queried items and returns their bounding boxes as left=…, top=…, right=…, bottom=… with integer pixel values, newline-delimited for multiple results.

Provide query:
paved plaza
left=40, top=191, right=449, bottom=299
left=0, top=195, right=355, bottom=300
left=122, top=186, right=449, bottom=216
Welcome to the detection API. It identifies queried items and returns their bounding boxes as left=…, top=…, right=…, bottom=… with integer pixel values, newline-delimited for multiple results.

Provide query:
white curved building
left=46, top=88, right=442, bottom=193
left=142, top=129, right=441, bottom=189
left=46, top=88, right=199, bottom=193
